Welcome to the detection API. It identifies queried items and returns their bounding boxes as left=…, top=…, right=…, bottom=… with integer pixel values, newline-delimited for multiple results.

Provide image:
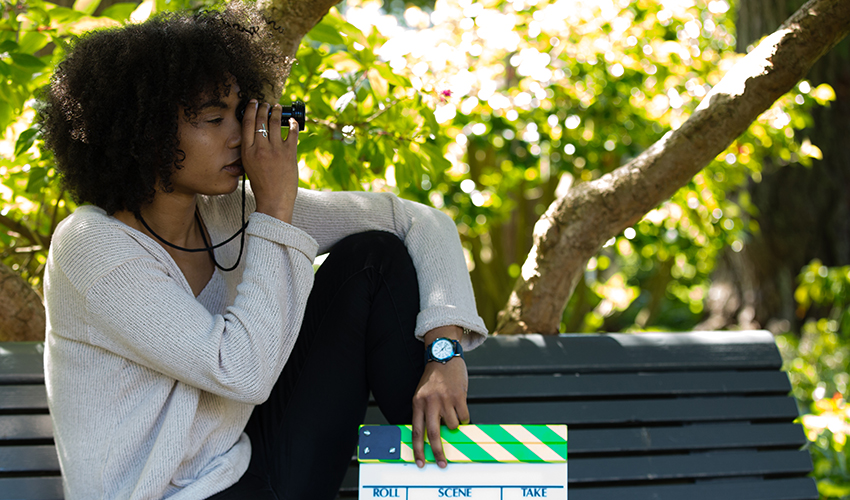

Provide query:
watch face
left=432, top=339, right=454, bottom=361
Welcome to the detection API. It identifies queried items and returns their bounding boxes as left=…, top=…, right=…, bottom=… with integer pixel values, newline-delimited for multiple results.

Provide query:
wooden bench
left=1, top=331, right=817, bottom=499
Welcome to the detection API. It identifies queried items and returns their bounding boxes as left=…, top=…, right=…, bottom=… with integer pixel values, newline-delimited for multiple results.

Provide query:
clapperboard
left=358, top=424, right=567, bottom=499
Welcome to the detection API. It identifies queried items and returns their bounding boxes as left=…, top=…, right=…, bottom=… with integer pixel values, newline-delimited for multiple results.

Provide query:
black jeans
left=208, top=231, right=424, bottom=499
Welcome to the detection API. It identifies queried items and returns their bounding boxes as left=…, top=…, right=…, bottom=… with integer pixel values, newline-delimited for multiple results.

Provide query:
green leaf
left=367, top=68, right=389, bottom=101
left=397, top=148, right=424, bottom=188
left=307, top=21, right=346, bottom=46
left=99, top=3, right=139, bottom=22
left=328, top=142, right=351, bottom=190
left=375, top=64, right=408, bottom=88
left=337, top=21, right=368, bottom=46
left=15, top=128, right=39, bottom=158
left=422, top=142, right=451, bottom=176
left=17, top=32, right=50, bottom=55
left=10, top=53, right=47, bottom=69
left=25, top=166, right=49, bottom=194
left=0, top=103, right=12, bottom=133
left=300, top=50, right=324, bottom=75
left=48, top=7, right=86, bottom=24
left=296, top=131, right=327, bottom=156
left=73, top=0, right=101, bottom=15
left=0, top=40, right=19, bottom=53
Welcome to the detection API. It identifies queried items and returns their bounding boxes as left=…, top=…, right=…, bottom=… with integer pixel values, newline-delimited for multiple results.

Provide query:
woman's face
left=167, top=82, right=245, bottom=199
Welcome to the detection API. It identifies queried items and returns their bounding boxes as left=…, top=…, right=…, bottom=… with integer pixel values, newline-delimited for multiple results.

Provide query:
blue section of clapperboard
left=359, top=425, right=401, bottom=461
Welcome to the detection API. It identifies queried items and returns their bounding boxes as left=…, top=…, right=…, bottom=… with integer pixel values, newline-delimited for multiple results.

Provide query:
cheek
left=180, top=133, right=217, bottom=161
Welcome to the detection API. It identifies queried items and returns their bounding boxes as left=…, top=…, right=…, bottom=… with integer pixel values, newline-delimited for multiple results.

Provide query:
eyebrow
left=197, top=99, right=228, bottom=110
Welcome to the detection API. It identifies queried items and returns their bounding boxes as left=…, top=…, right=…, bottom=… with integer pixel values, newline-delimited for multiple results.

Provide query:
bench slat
left=468, top=395, right=799, bottom=425
left=0, top=385, right=48, bottom=411
left=0, top=445, right=60, bottom=473
left=0, top=343, right=44, bottom=385
left=465, top=332, right=782, bottom=375
left=469, top=370, right=791, bottom=399
left=0, top=477, right=63, bottom=500
left=569, top=422, right=806, bottom=454
left=363, top=395, right=800, bottom=426
left=569, top=449, right=813, bottom=483
left=569, top=476, right=818, bottom=500
left=0, top=415, right=54, bottom=441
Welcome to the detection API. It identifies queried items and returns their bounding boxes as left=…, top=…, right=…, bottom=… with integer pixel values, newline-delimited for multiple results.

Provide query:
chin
left=203, top=181, right=241, bottom=197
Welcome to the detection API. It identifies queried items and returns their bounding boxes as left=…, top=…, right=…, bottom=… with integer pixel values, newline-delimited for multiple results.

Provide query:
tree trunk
left=699, top=0, right=850, bottom=333
left=494, top=0, right=850, bottom=335
left=257, top=0, right=342, bottom=98
left=0, top=263, right=45, bottom=342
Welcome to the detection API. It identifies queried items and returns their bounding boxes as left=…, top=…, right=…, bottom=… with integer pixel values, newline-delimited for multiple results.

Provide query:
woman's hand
left=241, top=100, right=299, bottom=223
left=412, top=325, right=470, bottom=469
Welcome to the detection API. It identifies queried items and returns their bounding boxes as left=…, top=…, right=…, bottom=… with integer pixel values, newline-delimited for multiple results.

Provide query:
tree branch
left=495, top=0, right=850, bottom=334
left=0, top=213, right=45, bottom=248
left=258, top=0, right=343, bottom=97
left=0, top=261, right=45, bottom=341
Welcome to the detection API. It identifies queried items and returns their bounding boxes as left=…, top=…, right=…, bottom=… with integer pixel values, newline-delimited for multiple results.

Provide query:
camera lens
left=282, top=101, right=306, bottom=131
left=236, top=101, right=306, bottom=132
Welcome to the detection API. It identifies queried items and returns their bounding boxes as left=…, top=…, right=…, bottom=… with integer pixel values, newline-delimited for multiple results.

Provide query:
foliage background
left=1, top=0, right=847, bottom=496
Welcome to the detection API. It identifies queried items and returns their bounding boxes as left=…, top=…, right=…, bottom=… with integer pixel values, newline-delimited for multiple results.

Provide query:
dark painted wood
left=569, top=449, right=813, bottom=483
left=0, top=415, right=54, bottom=442
left=0, top=477, right=63, bottom=500
left=0, top=343, right=44, bottom=384
left=468, top=370, right=791, bottom=399
left=568, top=476, right=821, bottom=500
left=364, top=395, right=800, bottom=425
left=0, top=445, right=59, bottom=473
left=567, top=422, right=807, bottom=454
left=0, top=385, right=48, bottom=411
left=464, top=332, right=783, bottom=375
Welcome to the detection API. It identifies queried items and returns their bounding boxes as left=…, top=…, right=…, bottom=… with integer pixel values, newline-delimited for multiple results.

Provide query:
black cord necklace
left=136, top=175, right=248, bottom=272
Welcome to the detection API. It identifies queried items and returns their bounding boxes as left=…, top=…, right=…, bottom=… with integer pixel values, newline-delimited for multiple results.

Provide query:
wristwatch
left=425, top=337, right=464, bottom=364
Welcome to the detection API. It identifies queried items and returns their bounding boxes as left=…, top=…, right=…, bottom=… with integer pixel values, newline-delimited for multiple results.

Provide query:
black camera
left=237, top=101, right=306, bottom=132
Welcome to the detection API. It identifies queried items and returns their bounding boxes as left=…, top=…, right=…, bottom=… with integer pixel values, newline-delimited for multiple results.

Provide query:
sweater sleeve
left=291, top=188, right=488, bottom=349
left=52, top=211, right=318, bottom=404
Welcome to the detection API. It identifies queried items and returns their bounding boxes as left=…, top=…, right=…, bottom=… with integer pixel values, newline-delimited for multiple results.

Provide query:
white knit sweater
left=44, top=186, right=487, bottom=499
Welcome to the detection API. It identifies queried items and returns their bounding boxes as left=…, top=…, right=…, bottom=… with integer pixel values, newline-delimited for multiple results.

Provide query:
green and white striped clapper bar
left=358, top=424, right=567, bottom=499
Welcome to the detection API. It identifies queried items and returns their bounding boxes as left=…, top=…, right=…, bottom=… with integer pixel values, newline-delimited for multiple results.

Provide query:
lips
left=223, top=159, right=244, bottom=176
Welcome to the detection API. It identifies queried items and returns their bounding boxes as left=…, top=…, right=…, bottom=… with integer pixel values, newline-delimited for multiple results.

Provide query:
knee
left=333, top=231, right=406, bottom=260
left=331, top=231, right=415, bottom=280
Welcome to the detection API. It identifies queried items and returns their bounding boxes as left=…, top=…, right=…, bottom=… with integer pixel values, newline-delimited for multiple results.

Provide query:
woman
left=39, top=5, right=486, bottom=499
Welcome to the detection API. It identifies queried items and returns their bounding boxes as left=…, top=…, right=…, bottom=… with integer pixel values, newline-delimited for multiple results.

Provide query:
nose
left=227, top=118, right=242, bottom=149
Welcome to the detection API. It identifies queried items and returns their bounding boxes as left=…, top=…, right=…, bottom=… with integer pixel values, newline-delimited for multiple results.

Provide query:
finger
left=442, top=407, right=460, bottom=430
left=282, top=118, right=299, bottom=147
left=457, top=400, right=471, bottom=425
left=427, top=407, right=447, bottom=468
left=269, top=104, right=282, bottom=142
left=255, top=102, right=271, bottom=142
left=412, top=403, right=426, bottom=468
left=241, top=100, right=258, bottom=148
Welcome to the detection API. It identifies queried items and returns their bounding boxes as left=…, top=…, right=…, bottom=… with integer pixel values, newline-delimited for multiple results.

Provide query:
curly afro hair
left=39, top=4, right=288, bottom=215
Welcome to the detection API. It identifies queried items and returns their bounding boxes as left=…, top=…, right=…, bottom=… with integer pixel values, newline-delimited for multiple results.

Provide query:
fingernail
left=438, top=460, right=447, bottom=468
left=416, top=460, right=424, bottom=468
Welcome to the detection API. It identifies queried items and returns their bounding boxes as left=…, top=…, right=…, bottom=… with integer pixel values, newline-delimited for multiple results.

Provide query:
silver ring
left=256, top=124, right=268, bottom=138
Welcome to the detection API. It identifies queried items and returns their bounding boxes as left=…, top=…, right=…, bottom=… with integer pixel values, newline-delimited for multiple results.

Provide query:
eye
left=236, top=100, right=248, bottom=123
left=207, top=117, right=224, bottom=124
